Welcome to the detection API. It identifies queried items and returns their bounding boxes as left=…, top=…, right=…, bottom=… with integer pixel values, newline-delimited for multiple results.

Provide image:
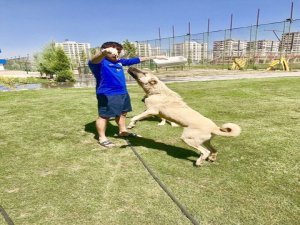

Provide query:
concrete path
left=0, top=70, right=40, bottom=78
left=159, top=71, right=300, bottom=83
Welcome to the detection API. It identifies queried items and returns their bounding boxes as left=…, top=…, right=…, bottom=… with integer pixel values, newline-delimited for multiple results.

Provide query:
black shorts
left=97, top=93, right=132, bottom=118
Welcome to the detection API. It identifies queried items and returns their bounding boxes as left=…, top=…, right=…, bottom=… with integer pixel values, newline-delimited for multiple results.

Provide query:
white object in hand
left=153, top=56, right=187, bottom=67
left=103, top=47, right=118, bottom=56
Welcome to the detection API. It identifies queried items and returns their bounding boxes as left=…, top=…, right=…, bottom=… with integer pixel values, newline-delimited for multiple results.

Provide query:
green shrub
left=55, top=70, right=75, bottom=82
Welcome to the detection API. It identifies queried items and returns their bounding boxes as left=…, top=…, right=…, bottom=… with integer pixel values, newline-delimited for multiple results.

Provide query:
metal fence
left=136, top=19, right=300, bottom=70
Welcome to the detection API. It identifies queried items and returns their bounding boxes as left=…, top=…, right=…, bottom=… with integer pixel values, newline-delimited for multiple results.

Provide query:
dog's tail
left=212, top=123, right=241, bottom=137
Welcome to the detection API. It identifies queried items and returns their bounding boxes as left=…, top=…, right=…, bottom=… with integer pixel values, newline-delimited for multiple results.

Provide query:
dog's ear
left=149, top=78, right=157, bottom=85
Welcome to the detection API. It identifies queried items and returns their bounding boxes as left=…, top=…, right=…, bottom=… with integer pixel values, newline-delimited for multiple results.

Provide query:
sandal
left=117, top=132, right=142, bottom=138
left=99, top=140, right=115, bottom=148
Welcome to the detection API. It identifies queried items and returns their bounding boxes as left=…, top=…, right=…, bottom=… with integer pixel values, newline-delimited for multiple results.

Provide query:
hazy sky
left=0, top=0, right=299, bottom=58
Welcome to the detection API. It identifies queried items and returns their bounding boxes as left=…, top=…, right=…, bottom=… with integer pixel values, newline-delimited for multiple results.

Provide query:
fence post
left=222, top=29, right=227, bottom=69
left=253, top=9, right=260, bottom=69
left=248, top=25, right=253, bottom=67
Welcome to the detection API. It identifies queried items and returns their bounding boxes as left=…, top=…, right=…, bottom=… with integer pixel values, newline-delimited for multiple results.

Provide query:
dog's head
left=127, top=67, right=160, bottom=93
left=128, top=67, right=182, bottom=99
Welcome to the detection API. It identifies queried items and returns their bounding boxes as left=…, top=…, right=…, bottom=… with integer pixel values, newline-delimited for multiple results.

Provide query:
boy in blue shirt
left=88, top=41, right=165, bottom=148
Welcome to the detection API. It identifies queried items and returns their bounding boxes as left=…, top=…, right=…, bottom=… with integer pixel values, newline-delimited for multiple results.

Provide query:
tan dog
left=127, top=67, right=241, bottom=166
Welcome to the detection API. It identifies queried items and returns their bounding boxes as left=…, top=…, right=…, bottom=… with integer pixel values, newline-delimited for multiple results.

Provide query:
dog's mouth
left=127, top=67, right=145, bottom=80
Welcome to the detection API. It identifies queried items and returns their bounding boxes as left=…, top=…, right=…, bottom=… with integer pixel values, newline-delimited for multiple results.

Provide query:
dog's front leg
left=128, top=109, right=159, bottom=129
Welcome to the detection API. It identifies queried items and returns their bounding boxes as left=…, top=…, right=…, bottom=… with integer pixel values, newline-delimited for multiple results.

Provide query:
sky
left=0, top=0, right=299, bottom=59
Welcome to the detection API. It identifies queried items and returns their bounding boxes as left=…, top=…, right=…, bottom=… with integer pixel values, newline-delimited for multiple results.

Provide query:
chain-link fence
left=4, top=19, right=300, bottom=73
left=4, top=55, right=34, bottom=72
left=136, top=19, right=300, bottom=71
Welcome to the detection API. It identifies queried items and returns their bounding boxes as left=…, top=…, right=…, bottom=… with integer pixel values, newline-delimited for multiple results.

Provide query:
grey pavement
left=1, top=70, right=299, bottom=91
left=158, top=71, right=300, bottom=83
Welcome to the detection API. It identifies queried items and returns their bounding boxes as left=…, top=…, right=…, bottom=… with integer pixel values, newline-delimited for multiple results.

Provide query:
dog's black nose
left=128, top=67, right=138, bottom=72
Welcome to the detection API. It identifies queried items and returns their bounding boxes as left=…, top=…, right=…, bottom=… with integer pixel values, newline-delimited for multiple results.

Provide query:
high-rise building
left=55, top=40, right=91, bottom=66
left=173, top=41, right=207, bottom=62
left=213, top=39, right=247, bottom=59
left=134, top=42, right=161, bottom=57
left=280, top=32, right=300, bottom=55
left=247, top=40, right=280, bottom=58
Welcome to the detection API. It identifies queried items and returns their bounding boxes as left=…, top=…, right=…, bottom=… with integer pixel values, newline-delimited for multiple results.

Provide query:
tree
left=35, top=43, right=74, bottom=81
left=36, top=43, right=57, bottom=78
left=55, top=47, right=72, bottom=72
left=122, top=40, right=137, bottom=58
left=80, top=49, right=87, bottom=64
left=79, top=50, right=89, bottom=74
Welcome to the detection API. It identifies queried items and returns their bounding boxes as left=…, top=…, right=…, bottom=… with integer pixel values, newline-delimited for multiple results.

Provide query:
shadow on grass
left=125, top=136, right=198, bottom=163
left=84, top=120, right=119, bottom=140
left=84, top=120, right=198, bottom=163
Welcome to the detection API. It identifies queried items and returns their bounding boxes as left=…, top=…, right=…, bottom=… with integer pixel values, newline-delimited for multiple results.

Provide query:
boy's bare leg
left=115, top=113, right=128, bottom=134
left=96, top=116, right=110, bottom=142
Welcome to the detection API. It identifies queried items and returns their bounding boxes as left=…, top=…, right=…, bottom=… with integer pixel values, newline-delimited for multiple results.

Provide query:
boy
left=88, top=41, right=165, bottom=148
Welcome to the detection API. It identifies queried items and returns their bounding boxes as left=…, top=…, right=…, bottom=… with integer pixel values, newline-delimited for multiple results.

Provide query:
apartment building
left=280, top=31, right=300, bottom=55
left=247, top=40, right=280, bottom=57
left=173, top=41, right=207, bottom=62
left=150, top=46, right=161, bottom=56
left=134, top=42, right=161, bottom=57
left=55, top=40, right=91, bottom=66
left=213, top=39, right=248, bottom=59
left=134, top=41, right=208, bottom=63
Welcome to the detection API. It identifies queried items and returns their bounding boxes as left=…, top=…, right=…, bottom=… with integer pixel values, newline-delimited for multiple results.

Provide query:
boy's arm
left=90, top=49, right=107, bottom=64
left=139, top=55, right=167, bottom=62
left=90, top=48, right=118, bottom=64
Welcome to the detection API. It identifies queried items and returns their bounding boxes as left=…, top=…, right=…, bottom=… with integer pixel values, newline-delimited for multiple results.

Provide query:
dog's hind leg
left=195, top=146, right=211, bottom=166
left=203, top=140, right=218, bottom=162
left=184, top=140, right=210, bottom=167
left=158, top=118, right=166, bottom=126
left=181, top=128, right=210, bottom=166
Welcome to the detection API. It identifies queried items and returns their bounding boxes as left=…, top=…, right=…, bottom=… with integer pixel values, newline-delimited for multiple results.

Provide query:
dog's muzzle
left=127, top=67, right=142, bottom=79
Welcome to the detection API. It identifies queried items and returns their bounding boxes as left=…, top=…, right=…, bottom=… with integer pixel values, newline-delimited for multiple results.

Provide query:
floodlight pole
left=287, top=1, right=294, bottom=54
left=158, top=27, right=161, bottom=55
left=207, top=18, right=210, bottom=61
left=229, top=14, right=233, bottom=39
left=253, top=8, right=260, bottom=67
left=290, top=1, right=294, bottom=21
left=172, top=25, right=175, bottom=56
left=188, top=22, right=191, bottom=68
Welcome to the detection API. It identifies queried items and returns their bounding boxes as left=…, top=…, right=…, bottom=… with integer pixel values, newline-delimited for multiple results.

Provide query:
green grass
left=0, top=77, right=299, bottom=225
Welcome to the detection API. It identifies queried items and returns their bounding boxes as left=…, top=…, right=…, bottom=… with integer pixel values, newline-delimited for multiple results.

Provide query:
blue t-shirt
left=88, top=58, right=140, bottom=95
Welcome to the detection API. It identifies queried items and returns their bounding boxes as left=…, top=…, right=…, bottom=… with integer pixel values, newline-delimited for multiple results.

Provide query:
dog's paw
left=208, top=154, right=217, bottom=162
left=127, top=123, right=135, bottom=129
left=195, top=159, right=205, bottom=167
